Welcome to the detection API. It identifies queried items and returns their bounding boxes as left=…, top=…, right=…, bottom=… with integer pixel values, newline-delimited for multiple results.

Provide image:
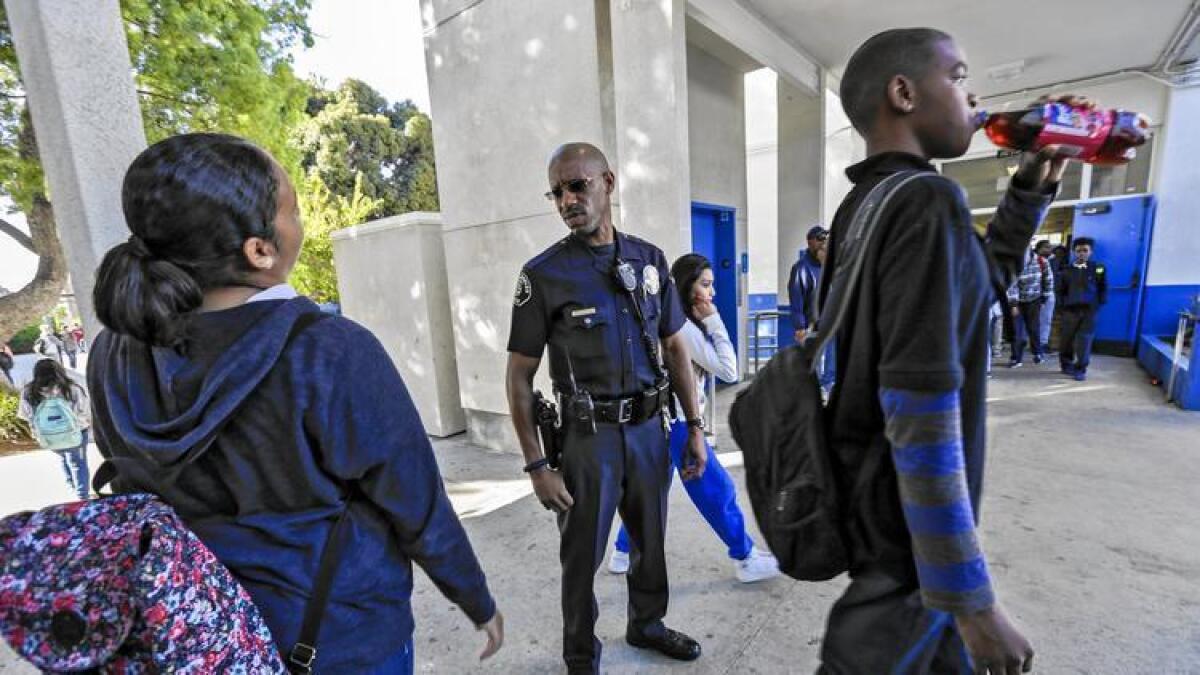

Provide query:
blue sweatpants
left=614, top=420, right=754, bottom=561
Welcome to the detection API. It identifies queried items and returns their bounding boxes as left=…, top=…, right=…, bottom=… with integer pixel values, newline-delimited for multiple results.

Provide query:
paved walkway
left=2, top=355, right=1198, bottom=673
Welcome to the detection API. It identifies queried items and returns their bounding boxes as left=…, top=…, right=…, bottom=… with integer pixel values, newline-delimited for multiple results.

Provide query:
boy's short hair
left=1035, top=239, right=1051, bottom=250
left=1073, top=237, right=1095, bottom=249
left=840, top=28, right=953, bottom=133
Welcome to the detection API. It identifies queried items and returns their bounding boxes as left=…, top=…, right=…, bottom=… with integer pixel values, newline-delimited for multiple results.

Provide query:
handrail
left=1166, top=311, right=1197, bottom=405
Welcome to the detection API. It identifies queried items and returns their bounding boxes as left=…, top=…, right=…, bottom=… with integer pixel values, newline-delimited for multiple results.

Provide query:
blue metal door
left=1071, top=195, right=1154, bottom=356
left=690, top=202, right=738, bottom=381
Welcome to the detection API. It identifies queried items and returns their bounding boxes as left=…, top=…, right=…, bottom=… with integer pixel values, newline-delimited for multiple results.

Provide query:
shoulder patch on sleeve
left=513, top=271, right=533, bottom=307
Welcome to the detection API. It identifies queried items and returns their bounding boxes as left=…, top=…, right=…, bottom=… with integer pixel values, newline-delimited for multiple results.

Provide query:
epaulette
left=524, top=237, right=570, bottom=272
left=620, top=231, right=665, bottom=257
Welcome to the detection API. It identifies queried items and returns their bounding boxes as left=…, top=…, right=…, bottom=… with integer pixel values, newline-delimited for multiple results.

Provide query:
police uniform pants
left=1058, top=306, right=1097, bottom=372
left=819, top=566, right=973, bottom=674
left=557, top=416, right=672, bottom=674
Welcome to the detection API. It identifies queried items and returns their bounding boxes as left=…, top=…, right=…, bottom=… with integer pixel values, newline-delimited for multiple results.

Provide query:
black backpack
left=728, top=170, right=926, bottom=581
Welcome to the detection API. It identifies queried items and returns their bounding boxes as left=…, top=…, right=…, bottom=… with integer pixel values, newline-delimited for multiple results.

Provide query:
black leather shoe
left=626, top=627, right=702, bottom=661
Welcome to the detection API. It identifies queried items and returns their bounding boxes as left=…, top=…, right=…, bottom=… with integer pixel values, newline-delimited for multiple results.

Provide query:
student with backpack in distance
left=83, top=133, right=502, bottom=673
left=18, top=358, right=91, bottom=500
left=812, top=29, right=1104, bottom=674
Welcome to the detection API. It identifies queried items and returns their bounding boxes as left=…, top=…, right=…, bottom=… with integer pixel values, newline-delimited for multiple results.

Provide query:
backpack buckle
left=288, top=643, right=317, bottom=674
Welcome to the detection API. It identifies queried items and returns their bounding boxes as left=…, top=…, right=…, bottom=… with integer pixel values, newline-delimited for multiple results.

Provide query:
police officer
left=1057, top=236, right=1108, bottom=381
left=505, top=142, right=707, bottom=674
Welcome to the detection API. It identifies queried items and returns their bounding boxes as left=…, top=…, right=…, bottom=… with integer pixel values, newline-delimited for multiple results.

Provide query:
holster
left=532, top=390, right=563, bottom=469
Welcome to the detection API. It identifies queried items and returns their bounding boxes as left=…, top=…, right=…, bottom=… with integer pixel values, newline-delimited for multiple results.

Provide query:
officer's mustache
left=562, top=206, right=587, bottom=220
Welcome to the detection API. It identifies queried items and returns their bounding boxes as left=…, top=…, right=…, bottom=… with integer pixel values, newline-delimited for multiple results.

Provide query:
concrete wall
left=609, top=0, right=692, bottom=260
left=1146, top=85, right=1200, bottom=287
left=421, top=0, right=609, bottom=448
left=776, top=78, right=823, bottom=296
left=332, top=213, right=465, bottom=437
left=422, top=0, right=697, bottom=449
left=686, top=42, right=749, bottom=375
left=822, top=83, right=865, bottom=220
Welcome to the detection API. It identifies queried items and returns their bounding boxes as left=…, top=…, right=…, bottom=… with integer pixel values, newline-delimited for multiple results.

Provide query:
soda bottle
left=980, top=102, right=1150, bottom=165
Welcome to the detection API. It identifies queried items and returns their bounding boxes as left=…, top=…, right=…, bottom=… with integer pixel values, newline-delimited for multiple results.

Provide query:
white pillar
left=421, top=0, right=609, bottom=449
left=608, top=0, right=692, bottom=259
left=776, top=78, right=823, bottom=295
left=6, top=0, right=147, bottom=338
left=332, top=213, right=465, bottom=437
left=1148, top=85, right=1200, bottom=288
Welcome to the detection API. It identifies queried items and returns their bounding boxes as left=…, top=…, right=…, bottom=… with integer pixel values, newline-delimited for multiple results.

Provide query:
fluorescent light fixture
left=988, top=60, right=1026, bottom=82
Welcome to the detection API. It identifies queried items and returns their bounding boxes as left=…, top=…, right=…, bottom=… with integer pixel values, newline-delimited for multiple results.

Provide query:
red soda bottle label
left=1034, top=103, right=1112, bottom=159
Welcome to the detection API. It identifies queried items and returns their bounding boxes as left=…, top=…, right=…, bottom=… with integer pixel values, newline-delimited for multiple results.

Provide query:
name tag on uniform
left=571, top=307, right=597, bottom=317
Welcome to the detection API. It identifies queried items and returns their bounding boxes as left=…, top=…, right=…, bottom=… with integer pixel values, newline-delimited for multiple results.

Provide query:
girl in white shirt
left=610, top=254, right=780, bottom=583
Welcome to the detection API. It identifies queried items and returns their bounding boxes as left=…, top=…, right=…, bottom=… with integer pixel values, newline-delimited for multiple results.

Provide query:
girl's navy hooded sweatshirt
left=87, top=296, right=495, bottom=671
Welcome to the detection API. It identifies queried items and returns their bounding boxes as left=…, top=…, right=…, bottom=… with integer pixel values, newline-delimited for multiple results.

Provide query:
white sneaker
left=608, top=549, right=630, bottom=574
left=735, top=546, right=781, bottom=583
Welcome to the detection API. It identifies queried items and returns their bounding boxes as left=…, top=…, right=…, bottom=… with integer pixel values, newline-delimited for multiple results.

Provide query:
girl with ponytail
left=88, top=133, right=502, bottom=673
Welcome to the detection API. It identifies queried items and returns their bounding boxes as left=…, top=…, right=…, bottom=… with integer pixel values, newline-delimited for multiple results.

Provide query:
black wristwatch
left=686, top=417, right=705, bottom=431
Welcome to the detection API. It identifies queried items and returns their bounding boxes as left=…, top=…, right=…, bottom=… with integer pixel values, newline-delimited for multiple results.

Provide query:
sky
left=0, top=0, right=430, bottom=293
left=291, top=0, right=431, bottom=112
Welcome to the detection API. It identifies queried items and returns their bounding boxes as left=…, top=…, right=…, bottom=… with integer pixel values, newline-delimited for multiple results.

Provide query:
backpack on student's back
left=0, top=493, right=288, bottom=674
left=31, top=396, right=82, bottom=450
left=728, top=170, right=928, bottom=581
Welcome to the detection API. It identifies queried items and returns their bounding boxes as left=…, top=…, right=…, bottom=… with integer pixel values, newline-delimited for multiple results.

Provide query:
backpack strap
left=289, top=503, right=350, bottom=674
left=808, top=170, right=933, bottom=368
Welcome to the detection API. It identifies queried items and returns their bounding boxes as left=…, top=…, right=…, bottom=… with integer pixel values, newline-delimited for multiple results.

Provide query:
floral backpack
left=0, top=493, right=289, bottom=674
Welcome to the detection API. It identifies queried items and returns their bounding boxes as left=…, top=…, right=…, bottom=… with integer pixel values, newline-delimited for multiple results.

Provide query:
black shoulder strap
left=809, top=170, right=930, bottom=367
left=289, top=501, right=349, bottom=673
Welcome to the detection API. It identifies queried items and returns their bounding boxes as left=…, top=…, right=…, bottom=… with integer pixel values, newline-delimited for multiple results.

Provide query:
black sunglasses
left=545, top=176, right=599, bottom=201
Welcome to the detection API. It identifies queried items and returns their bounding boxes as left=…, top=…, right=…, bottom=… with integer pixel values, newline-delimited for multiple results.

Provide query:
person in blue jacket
left=1057, top=237, right=1108, bottom=381
left=87, top=133, right=503, bottom=674
left=787, top=226, right=835, bottom=392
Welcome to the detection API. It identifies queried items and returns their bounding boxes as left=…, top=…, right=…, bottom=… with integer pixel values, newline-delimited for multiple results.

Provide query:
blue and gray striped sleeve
left=879, top=387, right=996, bottom=614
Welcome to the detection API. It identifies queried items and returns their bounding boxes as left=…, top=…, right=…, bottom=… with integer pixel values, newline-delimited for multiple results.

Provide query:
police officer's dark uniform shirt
left=508, top=231, right=686, bottom=396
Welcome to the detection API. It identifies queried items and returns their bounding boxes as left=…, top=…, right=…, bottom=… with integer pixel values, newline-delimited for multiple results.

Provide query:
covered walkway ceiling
left=745, top=0, right=1199, bottom=97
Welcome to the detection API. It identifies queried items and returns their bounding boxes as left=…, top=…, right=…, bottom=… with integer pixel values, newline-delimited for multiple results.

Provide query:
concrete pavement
left=2, top=355, right=1198, bottom=673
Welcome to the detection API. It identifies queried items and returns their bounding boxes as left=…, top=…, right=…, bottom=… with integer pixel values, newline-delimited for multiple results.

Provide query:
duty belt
left=590, top=383, right=671, bottom=425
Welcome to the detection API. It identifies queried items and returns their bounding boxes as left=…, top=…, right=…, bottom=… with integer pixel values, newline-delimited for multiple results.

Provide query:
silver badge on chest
left=642, top=265, right=660, bottom=296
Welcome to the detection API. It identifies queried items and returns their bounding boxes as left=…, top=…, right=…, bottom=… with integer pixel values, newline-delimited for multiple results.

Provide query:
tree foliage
left=298, top=78, right=439, bottom=218
left=0, top=2, right=442, bottom=329
left=0, top=1, right=314, bottom=342
left=290, top=172, right=380, bottom=303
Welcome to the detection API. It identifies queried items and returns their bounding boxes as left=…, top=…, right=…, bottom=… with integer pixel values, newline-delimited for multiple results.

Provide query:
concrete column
left=421, top=0, right=608, bottom=449
left=687, top=43, right=748, bottom=378
left=1148, top=85, right=1200, bottom=288
left=608, top=0, right=692, bottom=260
left=6, top=0, right=147, bottom=338
left=332, top=213, right=465, bottom=437
left=776, top=77, right=823, bottom=296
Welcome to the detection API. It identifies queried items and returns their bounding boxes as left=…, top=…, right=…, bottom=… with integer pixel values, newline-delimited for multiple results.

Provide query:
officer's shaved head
left=548, top=142, right=611, bottom=175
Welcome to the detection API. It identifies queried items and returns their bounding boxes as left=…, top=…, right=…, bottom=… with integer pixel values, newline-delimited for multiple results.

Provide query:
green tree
left=290, top=172, right=380, bottom=303
left=0, top=1, right=313, bottom=342
left=298, top=78, right=439, bottom=219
